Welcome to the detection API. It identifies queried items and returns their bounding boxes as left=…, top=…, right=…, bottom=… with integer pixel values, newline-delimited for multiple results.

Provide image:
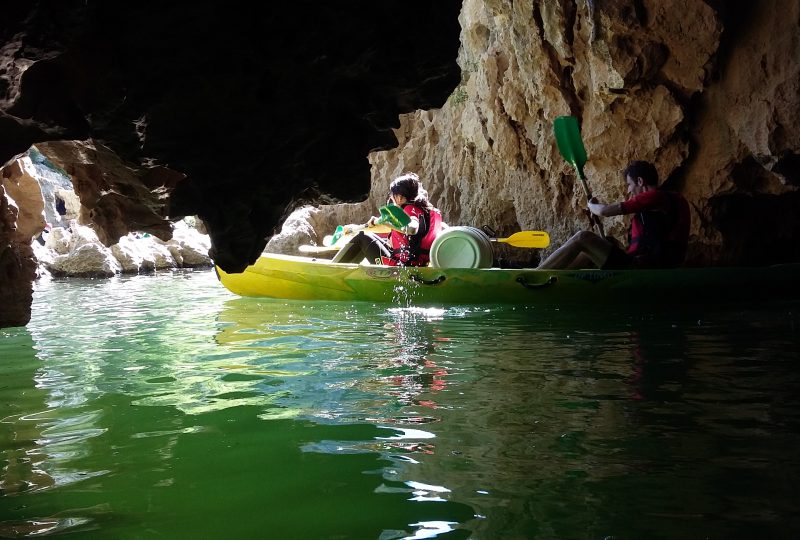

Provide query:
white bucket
left=429, top=226, right=493, bottom=268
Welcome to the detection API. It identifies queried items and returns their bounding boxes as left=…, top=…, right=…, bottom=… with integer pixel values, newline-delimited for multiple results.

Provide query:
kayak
left=215, top=253, right=800, bottom=306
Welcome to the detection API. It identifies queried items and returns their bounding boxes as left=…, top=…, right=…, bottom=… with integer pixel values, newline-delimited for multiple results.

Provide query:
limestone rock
left=266, top=205, right=355, bottom=256
left=110, top=235, right=149, bottom=273
left=265, top=206, right=323, bottom=255
left=27, top=147, right=80, bottom=228
left=0, top=184, right=37, bottom=326
left=1, top=158, right=46, bottom=241
left=40, top=221, right=210, bottom=276
left=167, top=221, right=212, bottom=267
left=68, top=223, right=103, bottom=251
left=176, top=243, right=210, bottom=267
left=55, top=188, right=81, bottom=221
left=44, top=227, right=71, bottom=255
left=35, top=140, right=179, bottom=247
left=137, top=237, right=176, bottom=271
left=41, top=223, right=114, bottom=277
left=49, top=243, right=121, bottom=278
left=30, top=239, right=54, bottom=278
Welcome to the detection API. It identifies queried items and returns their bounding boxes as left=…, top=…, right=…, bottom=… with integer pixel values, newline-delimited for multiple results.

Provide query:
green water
left=1, top=270, right=799, bottom=539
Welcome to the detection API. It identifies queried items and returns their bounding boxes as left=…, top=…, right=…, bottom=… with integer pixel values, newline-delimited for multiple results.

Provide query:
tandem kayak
left=215, top=253, right=800, bottom=306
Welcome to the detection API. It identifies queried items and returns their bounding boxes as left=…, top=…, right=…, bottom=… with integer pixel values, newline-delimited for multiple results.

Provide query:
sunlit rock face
left=309, top=0, right=798, bottom=267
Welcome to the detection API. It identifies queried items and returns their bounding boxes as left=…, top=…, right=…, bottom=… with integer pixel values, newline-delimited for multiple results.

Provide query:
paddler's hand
left=588, top=198, right=624, bottom=218
left=365, top=216, right=378, bottom=228
left=587, top=199, right=604, bottom=217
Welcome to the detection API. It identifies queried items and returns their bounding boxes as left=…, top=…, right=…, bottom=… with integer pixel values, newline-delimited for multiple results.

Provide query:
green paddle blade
left=553, top=115, right=604, bottom=235
left=377, top=204, right=411, bottom=229
left=327, top=225, right=345, bottom=246
left=554, top=115, right=587, bottom=180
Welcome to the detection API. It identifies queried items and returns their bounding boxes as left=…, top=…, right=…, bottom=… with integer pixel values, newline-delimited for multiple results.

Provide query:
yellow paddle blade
left=493, top=230, right=550, bottom=248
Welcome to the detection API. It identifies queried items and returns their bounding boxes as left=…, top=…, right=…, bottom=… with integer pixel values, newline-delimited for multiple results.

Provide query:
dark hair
left=623, top=160, right=659, bottom=186
left=389, top=172, right=433, bottom=210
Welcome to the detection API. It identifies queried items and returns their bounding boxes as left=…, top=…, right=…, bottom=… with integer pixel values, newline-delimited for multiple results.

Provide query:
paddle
left=299, top=229, right=550, bottom=253
left=298, top=245, right=341, bottom=253
left=553, top=115, right=605, bottom=237
left=490, top=230, right=550, bottom=248
left=377, top=204, right=412, bottom=229
left=301, top=205, right=412, bottom=254
left=301, top=224, right=391, bottom=253
left=323, top=223, right=391, bottom=247
left=324, top=204, right=411, bottom=246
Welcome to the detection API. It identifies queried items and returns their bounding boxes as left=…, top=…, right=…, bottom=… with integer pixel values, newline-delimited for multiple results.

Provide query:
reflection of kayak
left=215, top=253, right=800, bottom=306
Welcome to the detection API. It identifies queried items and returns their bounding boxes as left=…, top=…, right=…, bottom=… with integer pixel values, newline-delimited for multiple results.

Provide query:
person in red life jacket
left=538, top=160, right=690, bottom=269
left=333, top=172, right=444, bottom=266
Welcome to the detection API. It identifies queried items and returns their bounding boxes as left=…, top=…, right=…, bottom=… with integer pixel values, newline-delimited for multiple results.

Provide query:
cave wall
left=321, top=0, right=798, bottom=267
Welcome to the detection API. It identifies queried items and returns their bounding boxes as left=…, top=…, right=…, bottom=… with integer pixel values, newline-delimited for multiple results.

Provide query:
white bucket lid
left=429, top=226, right=493, bottom=268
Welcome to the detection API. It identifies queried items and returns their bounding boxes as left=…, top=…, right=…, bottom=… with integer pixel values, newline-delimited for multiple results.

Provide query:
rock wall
left=0, top=177, right=37, bottom=327
left=310, top=0, right=799, bottom=267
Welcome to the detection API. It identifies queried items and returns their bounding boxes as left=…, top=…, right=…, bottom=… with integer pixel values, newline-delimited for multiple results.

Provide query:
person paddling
left=538, top=160, right=690, bottom=269
left=333, top=173, right=444, bottom=266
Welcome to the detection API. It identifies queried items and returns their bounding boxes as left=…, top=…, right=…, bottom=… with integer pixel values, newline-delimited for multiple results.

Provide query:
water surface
left=1, top=270, right=799, bottom=539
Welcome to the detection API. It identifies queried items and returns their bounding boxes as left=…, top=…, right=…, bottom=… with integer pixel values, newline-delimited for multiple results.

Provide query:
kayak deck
left=215, top=253, right=800, bottom=306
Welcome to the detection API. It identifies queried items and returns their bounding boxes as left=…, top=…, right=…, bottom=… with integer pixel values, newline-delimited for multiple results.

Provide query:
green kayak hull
left=215, top=254, right=800, bottom=306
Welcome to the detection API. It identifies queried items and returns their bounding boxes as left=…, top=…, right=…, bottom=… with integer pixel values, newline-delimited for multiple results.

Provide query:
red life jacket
left=383, top=204, right=443, bottom=266
left=622, top=189, right=690, bottom=267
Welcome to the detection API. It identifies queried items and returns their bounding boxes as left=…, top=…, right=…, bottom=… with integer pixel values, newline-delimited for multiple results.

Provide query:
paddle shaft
left=298, top=244, right=344, bottom=253
left=302, top=224, right=392, bottom=253
left=301, top=229, right=550, bottom=253
left=575, top=167, right=605, bottom=237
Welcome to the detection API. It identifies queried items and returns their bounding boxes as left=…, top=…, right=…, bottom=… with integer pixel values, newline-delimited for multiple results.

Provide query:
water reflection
left=0, top=329, right=55, bottom=497
left=0, top=329, right=114, bottom=537
left=3, top=274, right=482, bottom=538
left=2, top=272, right=800, bottom=538
left=213, top=298, right=457, bottom=426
